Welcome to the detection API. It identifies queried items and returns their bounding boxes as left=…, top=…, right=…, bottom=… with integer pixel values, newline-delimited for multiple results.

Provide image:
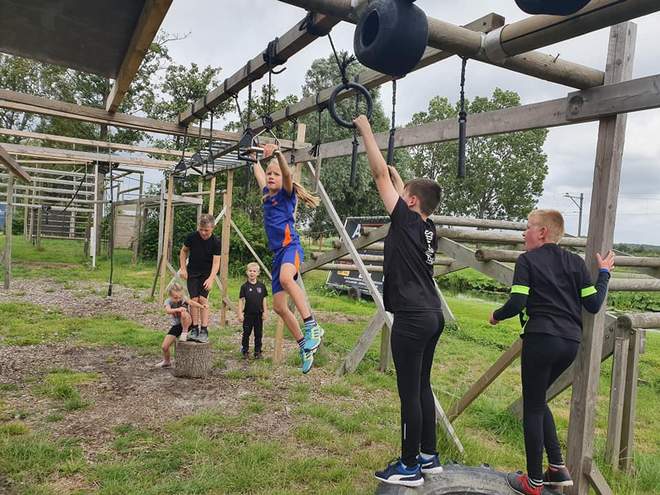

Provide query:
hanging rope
left=387, top=79, right=397, bottom=165
left=62, top=166, right=87, bottom=213
left=310, top=96, right=324, bottom=158
left=458, top=57, right=468, bottom=179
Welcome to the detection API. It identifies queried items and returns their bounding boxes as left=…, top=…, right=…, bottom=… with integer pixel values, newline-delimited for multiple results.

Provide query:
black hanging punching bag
left=515, top=0, right=591, bottom=15
left=353, top=0, right=429, bottom=78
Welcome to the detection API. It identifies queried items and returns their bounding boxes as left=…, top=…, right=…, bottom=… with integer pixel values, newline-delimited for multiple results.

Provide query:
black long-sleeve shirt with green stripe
left=493, top=243, right=611, bottom=342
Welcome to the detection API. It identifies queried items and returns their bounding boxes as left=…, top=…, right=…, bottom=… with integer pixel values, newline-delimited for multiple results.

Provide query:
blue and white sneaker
left=374, top=459, right=424, bottom=487
left=302, top=322, right=324, bottom=353
left=300, top=348, right=314, bottom=374
left=419, top=454, right=443, bottom=474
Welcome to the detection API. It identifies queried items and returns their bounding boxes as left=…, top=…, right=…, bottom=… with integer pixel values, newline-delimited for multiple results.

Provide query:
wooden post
left=157, top=178, right=165, bottom=264
left=208, top=175, right=216, bottom=215
left=604, top=321, right=630, bottom=469
left=22, top=191, right=28, bottom=239
left=68, top=210, right=76, bottom=238
left=196, top=179, right=203, bottom=223
left=618, top=327, right=642, bottom=473
left=132, top=174, right=143, bottom=264
left=36, top=206, right=42, bottom=250
left=29, top=208, right=35, bottom=245
left=3, top=175, right=13, bottom=290
left=566, top=23, right=636, bottom=495
left=158, top=175, right=175, bottom=303
left=219, top=171, right=233, bottom=326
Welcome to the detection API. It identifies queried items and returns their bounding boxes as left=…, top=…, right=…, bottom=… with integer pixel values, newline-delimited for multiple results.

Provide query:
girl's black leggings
left=391, top=311, right=444, bottom=467
left=521, top=333, right=579, bottom=480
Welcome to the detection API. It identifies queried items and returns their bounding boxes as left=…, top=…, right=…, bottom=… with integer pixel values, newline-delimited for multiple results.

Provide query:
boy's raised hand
left=596, top=250, right=615, bottom=272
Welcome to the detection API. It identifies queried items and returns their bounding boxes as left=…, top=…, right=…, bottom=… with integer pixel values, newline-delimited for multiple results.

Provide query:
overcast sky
left=155, top=1, right=660, bottom=245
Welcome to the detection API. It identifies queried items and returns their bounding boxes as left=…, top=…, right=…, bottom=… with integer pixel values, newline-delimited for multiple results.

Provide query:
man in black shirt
left=179, top=213, right=221, bottom=343
left=490, top=209, right=613, bottom=494
left=355, top=115, right=444, bottom=488
left=238, top=262, right=269, bottom=359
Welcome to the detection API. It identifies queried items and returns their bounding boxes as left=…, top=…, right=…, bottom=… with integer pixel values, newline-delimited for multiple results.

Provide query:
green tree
left=408, top=88, right=548, bottom=220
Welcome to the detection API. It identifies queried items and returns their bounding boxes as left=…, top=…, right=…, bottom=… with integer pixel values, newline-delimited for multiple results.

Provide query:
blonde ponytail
left=293, top=182, right=320, bottom=208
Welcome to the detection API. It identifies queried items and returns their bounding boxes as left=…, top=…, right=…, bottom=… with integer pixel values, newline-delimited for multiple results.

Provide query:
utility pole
left=564, top=192, right=584, bottom=237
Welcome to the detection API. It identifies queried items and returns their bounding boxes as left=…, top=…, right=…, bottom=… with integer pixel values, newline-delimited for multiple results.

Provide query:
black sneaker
left=188, top=326, right=200, bottom=342
left=241, top=349, right=249, bottom=359
left=198, top=327, right=209, bottom=343
left=254, top=351, right=262, bottom=360
left=543, top=465, right=573, bottom=486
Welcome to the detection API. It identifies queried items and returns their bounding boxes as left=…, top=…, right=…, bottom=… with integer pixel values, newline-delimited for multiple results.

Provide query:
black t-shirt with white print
left=239, top=281, right=268, bottom=315
left=383, top=198, right=442, bottom=313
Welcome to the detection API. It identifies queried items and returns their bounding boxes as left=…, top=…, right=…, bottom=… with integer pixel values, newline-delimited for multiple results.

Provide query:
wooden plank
left=2, top=143, right=174, bottom=170
left=337, top=311, right=386, bottom=376
left=604, top=322, right=631, bottom=469
left=208, top=176, right=216, bottom=216
left=608, top=279, right=660, bottom=291
left=436, top=227, right=585, bottom=247
left=180, top=13, right=341, bottom=124
left=248, top=13, right=504, bottom=133
left=0, top=89, right=239, bottom=140
left=567, top=23, right=636, bottom=495
left=0, top=127, right=192, bottom=157
left=447, top=339, right=522, bottom=422
left=583, top=458, right=614, bottom=495
left=3, top=175, right=13, bottom=289
left=106, top=0, right=173, bottom=112
left=291, top=72, right=660, bottom=163
left=477, top=248, right=660, bottom=268
left=437, top=237, right=514, bottom=286
left=0, top=143, right=31, bottom=183
left=619, top=328, right=642, bottom=473
left=620, top=312, right=660, bottom=329
left=219, top=171, right=233, bottom=326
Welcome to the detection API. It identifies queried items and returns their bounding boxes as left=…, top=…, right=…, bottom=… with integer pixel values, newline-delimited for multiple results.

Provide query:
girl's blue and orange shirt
left=262, top=187, right=300, bottom=252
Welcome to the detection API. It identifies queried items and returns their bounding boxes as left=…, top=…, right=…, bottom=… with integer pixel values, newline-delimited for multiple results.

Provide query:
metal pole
left=578, top=192, right=584, bottom=237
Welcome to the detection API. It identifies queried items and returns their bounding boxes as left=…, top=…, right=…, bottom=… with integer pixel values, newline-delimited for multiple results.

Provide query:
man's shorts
left=168, top=324, right=183, bottom=337
left=187, top=274, right=210, bottom=299
left=271, top=243, right=304, bottom=294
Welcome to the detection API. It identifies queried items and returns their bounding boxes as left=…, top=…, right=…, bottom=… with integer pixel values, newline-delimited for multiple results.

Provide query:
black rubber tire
left=327, top=82, right=374, bottom=129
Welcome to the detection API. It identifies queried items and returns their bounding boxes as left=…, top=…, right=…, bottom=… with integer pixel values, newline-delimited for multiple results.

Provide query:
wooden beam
left=278, top=1, right=609, bottom=89
left=619, top=312, right=660, bottom=328
left=567, top=23, right=636, bottom=495
left=618, top=327, right=642, bottom=473
left=0, top=143, right=31, bottom=183
left=476, top=248, right=660, bottom=269
left=219, top=171, right=234, bottom=326
left=2, top=143, right=174, bottom=170
left=608, top=279, right=660, bottom=291
left=0, top=127, right=191, bottom=157
left=336, top=311, right=386, bottom=376
left=106, top=0, right=173, bottom=112
left=249, top=13, right=505, bottom=134
left=0, top=89, right=239, bottom=140
left=3, top=175, right=13, bottom=289
left=583, top=458, right=614, bottom=495
left=437, top=238, right=514, bottom=286
left=604, top=322, right=630, bottom=469
left=290, top=73, right=660, bottom=162
left=158, top=175, right=174, bottom=303
left=179, top=13, right=341, bottom=124
left=447, top=339, right=522, bottom=423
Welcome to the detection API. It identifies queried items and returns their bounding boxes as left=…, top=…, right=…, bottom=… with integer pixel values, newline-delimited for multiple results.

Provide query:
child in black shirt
left=238, top=262, right=269, bottom=359
left=490, top=209, right=613, bottom=494
left=355, top=115, right=444, bottom=488
left=179, top=213, right=221, bottom=343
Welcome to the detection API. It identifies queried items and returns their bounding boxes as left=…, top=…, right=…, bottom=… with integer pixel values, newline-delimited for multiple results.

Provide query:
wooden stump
left=173, top=341, right=212, bottom=378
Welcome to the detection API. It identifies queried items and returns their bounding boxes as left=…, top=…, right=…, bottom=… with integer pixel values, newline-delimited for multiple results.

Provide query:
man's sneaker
left=302, top=323, right=324, bottom=353
left=419, top=454, right=443, bottom=474
left=374, top=459, right=424, bottom=487
left=544, top=465, right=573, bottom=486
left=179, top=332, right=188, bottom=342
left=506, top=472, right=543, bottom=495
left=300, top=348, right=314, bottom=374
left=198, top=327, right=209, bottom=343
left=188, top=326, right=200, bottom=342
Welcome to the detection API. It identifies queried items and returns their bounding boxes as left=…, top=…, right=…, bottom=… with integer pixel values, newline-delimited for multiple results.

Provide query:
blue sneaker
left=374, top=459, right=424, bottom=487
left=300, top=348, right=314, bottom=374
left=303, top=322, right=324, bottom=353
left=419, top=454, right=443, bottom=474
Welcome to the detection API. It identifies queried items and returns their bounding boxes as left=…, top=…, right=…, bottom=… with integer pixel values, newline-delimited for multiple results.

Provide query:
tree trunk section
left=173, top=341, right=212, bottom=378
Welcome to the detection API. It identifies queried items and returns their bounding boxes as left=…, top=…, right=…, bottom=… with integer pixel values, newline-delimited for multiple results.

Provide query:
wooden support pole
left=604, top=321, right=631, bottom=469
left=447, top=339, right=522, bottom=423
left=132, top=174, right=143, bottom=264
left=3, top=175, right=13, bottom=289
left=36, top=206, right=42, bottom=250
left=196, top=179, right=203, bottom=223
left=566, top=23, right=636, bottom=495
left=158, top=175, right=174, bottom=304
left=208, top=176, right=216, bottom=215
left=219, top=171, right=233, bottom=326
left=618, top=327, right=642, bottom=473
left=583, top=458, right=614, bottom=495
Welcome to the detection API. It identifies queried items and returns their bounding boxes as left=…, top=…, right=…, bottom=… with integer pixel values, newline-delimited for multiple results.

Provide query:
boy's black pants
left=391, top=311, right=444, bottom=467
left=242, top=313, right=263, bottom=353
left=521, top=333, right=579, bottom=480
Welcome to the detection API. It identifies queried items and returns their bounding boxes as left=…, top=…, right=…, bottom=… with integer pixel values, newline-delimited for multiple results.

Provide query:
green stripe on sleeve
left=581, top=286, right=597, bottom=298
left=511, top=285, right=530, bottom=295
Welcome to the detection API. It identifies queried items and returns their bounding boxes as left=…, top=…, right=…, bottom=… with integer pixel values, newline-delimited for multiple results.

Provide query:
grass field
left=0, top=236, right=658, bottom=494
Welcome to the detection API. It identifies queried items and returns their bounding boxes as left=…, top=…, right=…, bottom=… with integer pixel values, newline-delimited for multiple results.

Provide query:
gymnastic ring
left=327, top=82, right=373, bottom=129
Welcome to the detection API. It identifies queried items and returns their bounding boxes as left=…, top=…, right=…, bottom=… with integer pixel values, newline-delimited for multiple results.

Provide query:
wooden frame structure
left=1, top=2, right=659, bottom=492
